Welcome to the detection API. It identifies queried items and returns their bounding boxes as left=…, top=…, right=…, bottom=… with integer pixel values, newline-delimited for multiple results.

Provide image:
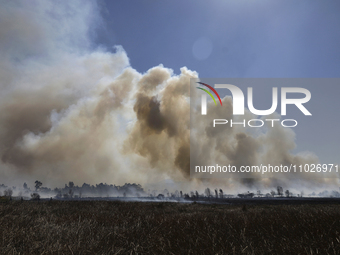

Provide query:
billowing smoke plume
left=124, top=66, right=194, bottom=179
left=0, top=1, right=337, bottom=193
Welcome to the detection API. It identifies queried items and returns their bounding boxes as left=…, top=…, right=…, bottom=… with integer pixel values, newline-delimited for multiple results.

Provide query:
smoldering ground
left=0, top=0, right=337, bottom=194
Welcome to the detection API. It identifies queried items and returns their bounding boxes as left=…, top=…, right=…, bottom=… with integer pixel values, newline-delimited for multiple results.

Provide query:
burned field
left=1, top=200, right=340, bottom=254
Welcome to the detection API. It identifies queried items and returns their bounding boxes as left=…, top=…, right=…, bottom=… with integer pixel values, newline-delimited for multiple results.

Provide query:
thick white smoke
left=0, top=0, right=337, bottom=194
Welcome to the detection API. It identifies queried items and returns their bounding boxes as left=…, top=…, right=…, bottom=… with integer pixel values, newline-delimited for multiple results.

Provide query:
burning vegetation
left=1, top=182, right=340, bottom=201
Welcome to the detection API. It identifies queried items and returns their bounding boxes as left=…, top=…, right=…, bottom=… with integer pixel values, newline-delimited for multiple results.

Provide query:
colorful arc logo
left=196, top=82, right=223, bottom=106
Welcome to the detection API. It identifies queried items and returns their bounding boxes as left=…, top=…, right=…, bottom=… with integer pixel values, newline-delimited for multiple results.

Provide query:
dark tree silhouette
left=285, top=190, right=290, bottom=197
left=31, top=193, right=40, bottom=200
left=277, top=186, right=283, bottom=197
left=68, top=182, right=74, bottom=198
left=35, top=181, right=42, bottom=191
left=219, top=189, right=223, bottom=198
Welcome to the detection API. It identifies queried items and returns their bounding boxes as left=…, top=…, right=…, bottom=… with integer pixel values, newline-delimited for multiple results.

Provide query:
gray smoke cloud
left=0, top=0, right=337, bottom=193
left=190, top=93, right=338, bottom=192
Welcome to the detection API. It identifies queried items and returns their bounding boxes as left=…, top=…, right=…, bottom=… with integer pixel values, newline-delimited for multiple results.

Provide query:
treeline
left=0, top=181, right=145, bottom=199
left=1, top=182, right=340, bottom=199
left=148, top=186, right=340, bottom=199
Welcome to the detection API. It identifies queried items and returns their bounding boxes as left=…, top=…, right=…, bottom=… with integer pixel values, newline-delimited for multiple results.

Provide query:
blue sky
left=97, top=0, right=340, bottom=78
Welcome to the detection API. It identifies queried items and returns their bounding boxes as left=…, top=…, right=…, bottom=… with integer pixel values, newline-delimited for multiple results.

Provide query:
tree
left=4, top=189, right=12, bottom=197
left=219, top=189, right=224, bottom=198
left=285, top=190, right=290, bottom=197
left=205, top=188, right=211, bottom=197
left=23, top=182, right=28, bottom=190
left=55, top=191, right=62, bottom=199
left=69, top=189, right=74, bottom=198
left=215, top=189, right=218, bottom=198
left=257, top=190, right=262, bottom=197
left=277, top=186, right=283, bottom=197
left=270, top=190, right=276, bottom=197
left=31, top=193, right=40, bottom=200
left=68, top=182, right=74, bottom=198
left=35, top=180, right=42, bottom=191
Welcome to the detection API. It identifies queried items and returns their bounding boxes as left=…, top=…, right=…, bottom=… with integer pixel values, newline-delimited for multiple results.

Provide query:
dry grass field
left=1, top=199, right=340, bottom=254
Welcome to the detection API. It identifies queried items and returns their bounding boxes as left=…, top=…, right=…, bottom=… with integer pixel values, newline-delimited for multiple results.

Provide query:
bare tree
left=219, top=189, right=223, bottom=198
left=215, top=189, right=218, bottom=199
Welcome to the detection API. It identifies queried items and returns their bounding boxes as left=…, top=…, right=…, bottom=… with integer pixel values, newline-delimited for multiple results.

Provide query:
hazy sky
left=97, top=0, right=340, bottom=164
